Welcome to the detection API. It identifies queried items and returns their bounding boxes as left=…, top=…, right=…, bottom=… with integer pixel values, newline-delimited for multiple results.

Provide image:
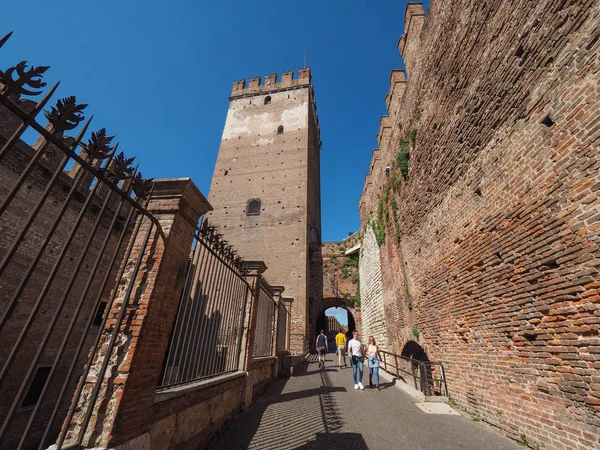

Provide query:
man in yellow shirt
left=335, top=329, right=347, bottom=369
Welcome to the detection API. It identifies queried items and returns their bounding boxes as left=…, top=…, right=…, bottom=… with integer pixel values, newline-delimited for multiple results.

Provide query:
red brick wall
left=359, top=1, right=600, bottom=449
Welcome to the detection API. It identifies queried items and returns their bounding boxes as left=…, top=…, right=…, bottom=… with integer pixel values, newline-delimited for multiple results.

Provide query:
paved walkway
left=206, top=355, right=521, bottom=450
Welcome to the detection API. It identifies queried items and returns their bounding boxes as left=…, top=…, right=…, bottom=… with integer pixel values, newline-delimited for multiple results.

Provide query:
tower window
left=264, top=96, right=271, bottom=105
left=246, top=199, right=261, bottom=216
left=277, top=125, right=284, bottom=135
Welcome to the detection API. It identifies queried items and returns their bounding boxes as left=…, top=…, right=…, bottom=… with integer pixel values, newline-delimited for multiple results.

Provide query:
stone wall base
left=282, top=353, right=308, bottom=376
left=65, top=361, right=280, bottom=450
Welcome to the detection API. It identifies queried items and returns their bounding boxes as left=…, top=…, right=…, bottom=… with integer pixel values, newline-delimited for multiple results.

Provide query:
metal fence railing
left=252, top=279, right=276, bottom=358
left=379, top=350, right=448, bottom=397
left=0, top=31, right=156, bottom=450
left=159, top=220, right=250, bottom=389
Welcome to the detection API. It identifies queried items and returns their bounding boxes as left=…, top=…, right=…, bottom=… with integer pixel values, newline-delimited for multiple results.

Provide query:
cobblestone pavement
left=205, top=355, right=521, bottom=450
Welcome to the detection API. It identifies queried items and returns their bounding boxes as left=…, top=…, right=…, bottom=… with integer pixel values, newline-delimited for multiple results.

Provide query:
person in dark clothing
left=316, top=329, right=328, bottom=369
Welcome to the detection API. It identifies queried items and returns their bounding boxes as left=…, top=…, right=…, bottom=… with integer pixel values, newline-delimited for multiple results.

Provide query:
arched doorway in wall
left=401, top=340, right=440, bottom=395
left=312, top=298, right=360, bottom=352
left=401, top=340, right=429, bottom=361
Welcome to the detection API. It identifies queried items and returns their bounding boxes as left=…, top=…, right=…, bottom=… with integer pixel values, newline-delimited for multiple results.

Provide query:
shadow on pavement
left=293, top=432, right=369, bottom=450
left=377, top=378, right=397, bottom=390
left=205, top=360, right=349, bottom=450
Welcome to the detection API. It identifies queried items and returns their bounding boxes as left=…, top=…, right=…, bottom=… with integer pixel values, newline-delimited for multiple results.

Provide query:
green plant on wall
left=396, top=137, right=411, bottom=180
left=343, top=290, right=361, bottom=308
left=371, top=220, right=386, bottom=246
left=519, top=434, right=528, bottom=446
left=377, top=197, right=385, bottom=226
left=390, top=196, right=401, bottom=244
left=341, top=257, right=358, bottom=269
left=390, top=171, right=402, bottom=193
left=408, top=128, right=417, bottom=146
left=447, top=394, right=456, bottom=407
left=340, top=256, right=358, bottom=279
left=412, top=325, right=420, bottom=340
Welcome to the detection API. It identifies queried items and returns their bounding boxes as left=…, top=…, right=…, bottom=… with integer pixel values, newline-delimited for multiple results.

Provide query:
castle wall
left=359, top=226, right=388, bottom=350
left=207, top=70, right=321, bottom=354
left=359, top=1, right=600, bottom=448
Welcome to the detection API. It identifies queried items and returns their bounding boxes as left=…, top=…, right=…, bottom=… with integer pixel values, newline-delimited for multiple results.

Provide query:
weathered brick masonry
left=359, top=1, right=600, bottom=449
left=359, top=226, right=388, bottom=350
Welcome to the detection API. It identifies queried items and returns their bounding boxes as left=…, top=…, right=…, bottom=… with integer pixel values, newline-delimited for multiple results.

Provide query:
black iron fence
left=0, top=31, right=155, bottom=450
left=379, top=350, right=448, bottom=397
left=159, top=220, right=250, bottom=388
left=252, top=279, right=277, bottom=358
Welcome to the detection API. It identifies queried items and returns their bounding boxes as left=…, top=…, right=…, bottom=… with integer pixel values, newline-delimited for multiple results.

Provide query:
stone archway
left=311, top=297, right=361, bottom=352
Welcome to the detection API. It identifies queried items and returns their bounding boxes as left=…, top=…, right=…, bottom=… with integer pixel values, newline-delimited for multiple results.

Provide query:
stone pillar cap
left=242, top=260, right=267, bottom=275
left=270, top=285, right=285, bottom=297
left=150, top=178, right=212, bottom=218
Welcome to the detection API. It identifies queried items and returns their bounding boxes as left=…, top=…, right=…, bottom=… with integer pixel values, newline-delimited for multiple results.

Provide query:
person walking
left=347, top=330, right=364, bottom=390
left=335, top=328, right=347, bottom=369
left=316, top=329, right=328, bottom=369
left=366, top=336, right=382, bottom=390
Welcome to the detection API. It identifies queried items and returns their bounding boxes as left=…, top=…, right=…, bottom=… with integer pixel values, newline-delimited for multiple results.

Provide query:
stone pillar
left=237, top=261, right=266, bottom=408
left=281, top=297, right=294, bottom=351
left=270, top=286, right=284, bottom=378
left=237, top=261, right=266, bottom=373
left=63, top=178, right=211, bottom=449
left=270, top=286, right=284, bottom=355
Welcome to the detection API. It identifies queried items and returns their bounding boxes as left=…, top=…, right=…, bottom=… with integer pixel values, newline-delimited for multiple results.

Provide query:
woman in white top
left=347, top=330, right=365, bottom=390
left=367, top=336, right=382, bottom=390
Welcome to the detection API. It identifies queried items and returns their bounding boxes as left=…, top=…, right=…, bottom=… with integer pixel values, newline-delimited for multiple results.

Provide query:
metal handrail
left=379, top=350, right=448, bottom=397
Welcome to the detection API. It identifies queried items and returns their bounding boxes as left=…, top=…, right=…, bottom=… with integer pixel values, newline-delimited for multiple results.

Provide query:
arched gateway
left=311, top=297, right=361, bottom=351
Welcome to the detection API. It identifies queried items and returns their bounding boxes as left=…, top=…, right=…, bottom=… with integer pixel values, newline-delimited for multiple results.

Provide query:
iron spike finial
left=132, top=172, right=154, bottom=200
left=0, top=31, right=14, bottom=49
left=83, top=128, right=115, bottom=161
left=44, top=96, right=87, bottom=132
left=0, top=61, right=50, bottom=97
left=104, top=151, right=135, bottom=182
left=74, top=116, right=93, bottom=143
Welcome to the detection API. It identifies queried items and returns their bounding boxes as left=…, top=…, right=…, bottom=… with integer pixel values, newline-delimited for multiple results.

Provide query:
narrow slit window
left=277, top=125, right=284, bottom=135
left=21, top=366, right=51, bottom=408
left=93, top=300, right=108, bottom=326
left=264, top=96, right=271, bottom=105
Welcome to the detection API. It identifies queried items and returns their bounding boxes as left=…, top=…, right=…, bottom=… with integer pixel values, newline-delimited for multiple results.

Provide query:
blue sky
left=1, top=0, right=426, bottom=241
left=325, top=307, right=348, bottom=326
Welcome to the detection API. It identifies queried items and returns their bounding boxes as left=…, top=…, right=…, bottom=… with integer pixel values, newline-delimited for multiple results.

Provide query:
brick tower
left=207, top=68, right=322, bottom=354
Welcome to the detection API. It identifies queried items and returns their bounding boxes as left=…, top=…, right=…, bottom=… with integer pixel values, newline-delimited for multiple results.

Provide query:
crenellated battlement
left=397, top=3, right=425, bottom=76
left=231, top=67, right=312, bottom=97
left=377, top=116, right=392, bottom=147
